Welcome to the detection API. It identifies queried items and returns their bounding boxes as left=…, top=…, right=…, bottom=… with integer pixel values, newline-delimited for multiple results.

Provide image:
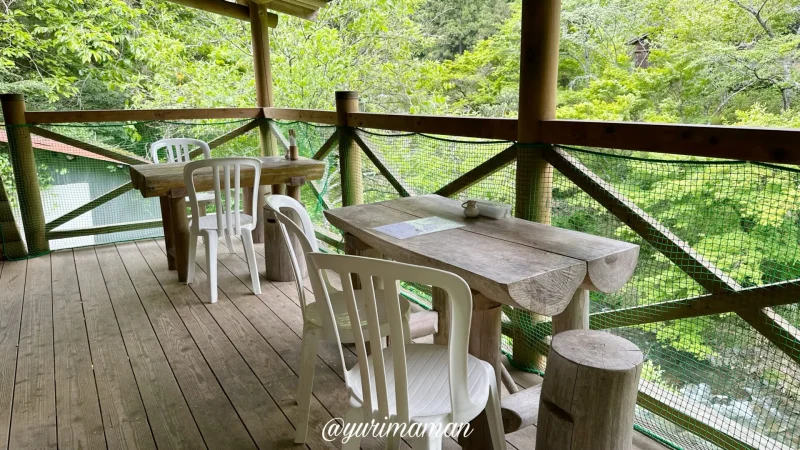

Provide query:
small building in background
left=627, top=34, right=651, bottom=68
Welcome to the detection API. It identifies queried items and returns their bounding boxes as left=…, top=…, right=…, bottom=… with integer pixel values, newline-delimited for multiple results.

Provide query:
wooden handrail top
left=16, top=105, right=800, bottom=164
left=542, top=119, right=800, bottom=165
left=25, top=108, right=264, bottom=124
left=348, top=111, right=518, bottom=140
left=263, top=107, right=337, bottom=124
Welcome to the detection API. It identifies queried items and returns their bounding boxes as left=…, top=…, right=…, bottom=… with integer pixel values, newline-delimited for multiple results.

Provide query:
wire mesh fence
left=1, top=117, right=799, bottom=449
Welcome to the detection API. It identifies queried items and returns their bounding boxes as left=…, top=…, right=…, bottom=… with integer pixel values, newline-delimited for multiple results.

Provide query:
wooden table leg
left=344, top=233, right=383, bottom=289
left=459, top=292, right=503, bottom=450
left=286, top=184, right=301, bottom=201
left=552, top=288, right=589, bottom=335
left=286, top=176, right=305, bottom=202
left=159, top=196, right=176, bottom=271
left=168, top=194, right=190, bottom=282
left=432, top=287, right=450, bottom=346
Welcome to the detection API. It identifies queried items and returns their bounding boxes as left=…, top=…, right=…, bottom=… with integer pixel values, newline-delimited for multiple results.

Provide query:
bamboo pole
left=511, top=0, right=563, bottom=369
left=1, top=94, right=49, bottom=256
left=336, top=91, right=363, bottom=206
left=249, top=1, right=278, bottom=243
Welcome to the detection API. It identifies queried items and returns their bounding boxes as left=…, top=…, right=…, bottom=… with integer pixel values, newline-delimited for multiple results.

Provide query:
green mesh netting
left=0, top=119, right=263, bottom=257
left=2, top=118, right=799, bottom=449
left=339, top=128, right=800, bottom=450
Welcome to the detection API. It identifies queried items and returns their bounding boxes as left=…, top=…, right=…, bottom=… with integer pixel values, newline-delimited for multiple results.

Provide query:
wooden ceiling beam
left=253, top=0, right=318, bottom=20
left=166, top=0, right=278, bottom=26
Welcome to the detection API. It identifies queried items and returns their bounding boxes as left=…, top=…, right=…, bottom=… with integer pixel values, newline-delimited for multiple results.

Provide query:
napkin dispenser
left=470, top=199, right=511, bottom=219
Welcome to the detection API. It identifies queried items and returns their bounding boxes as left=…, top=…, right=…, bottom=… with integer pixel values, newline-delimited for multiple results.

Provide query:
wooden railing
left=3, top=92, right=800, bottom=448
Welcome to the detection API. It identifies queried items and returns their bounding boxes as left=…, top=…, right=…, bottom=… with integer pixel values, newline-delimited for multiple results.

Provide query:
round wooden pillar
left=537, top=330, right=643, bottom=450
left=336, top=91, right=363, bottom=206
left=0, top=94, right=48, bottom=256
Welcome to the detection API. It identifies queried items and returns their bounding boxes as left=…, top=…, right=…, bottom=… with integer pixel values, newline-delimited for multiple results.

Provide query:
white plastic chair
left=184, top=157, right=262, bottom=303
left=150, top=138, right=211, bottom=164
left=264, top=195, right=411, bottom=444
left=306, top=253, right=506, bottom=450
left=151, top=138, right=216, bottom=208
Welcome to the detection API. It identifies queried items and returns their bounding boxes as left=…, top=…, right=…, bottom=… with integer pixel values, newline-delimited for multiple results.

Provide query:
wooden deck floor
left=0, top=238, right=667, bottom=450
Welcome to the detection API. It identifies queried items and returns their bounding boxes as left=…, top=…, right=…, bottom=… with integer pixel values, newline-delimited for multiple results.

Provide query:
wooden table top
left=325, top=195, right=639, bottom=315
left=129, top=156, right=325, bottom=198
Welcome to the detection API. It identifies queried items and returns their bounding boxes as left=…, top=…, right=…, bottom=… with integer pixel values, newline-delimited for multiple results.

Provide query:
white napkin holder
left=469, top=199, right=511, bottom=219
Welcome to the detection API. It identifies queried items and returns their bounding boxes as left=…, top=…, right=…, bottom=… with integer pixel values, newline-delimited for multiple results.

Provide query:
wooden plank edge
left=264, top=107, right=337, bottom=125
left=165, top=0, right=278, bottom=25
left=45, top=183, right=135, bottom=231
left=46, top=220, right=162, bottom=240
left=591, top=280, right=800, bottom=329
left=26, top=108, right=264, bottom=124
left=348, top=112, right=517, bottom=141
left=543, top=120, right=800, bottom=165
left=311, top=131, right=338, bottom=161
left=29, top=126, right=148, bottom=166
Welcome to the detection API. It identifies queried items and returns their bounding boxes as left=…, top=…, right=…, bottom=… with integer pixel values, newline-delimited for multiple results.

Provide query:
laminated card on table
left=372, top=216, right=465, bottom=240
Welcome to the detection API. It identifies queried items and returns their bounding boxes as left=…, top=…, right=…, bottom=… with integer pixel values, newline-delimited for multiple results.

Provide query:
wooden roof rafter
left=250, top=0, right=329, bottom=21
left=166, top=0, right=279, bottom=26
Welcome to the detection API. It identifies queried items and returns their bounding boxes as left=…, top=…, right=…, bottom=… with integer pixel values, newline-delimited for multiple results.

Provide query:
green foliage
left=413, top=0, right=513, bottom=61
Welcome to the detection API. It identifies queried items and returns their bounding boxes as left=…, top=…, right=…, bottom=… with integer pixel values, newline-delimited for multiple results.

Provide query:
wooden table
left=130, top=156, right=324, bottom=281
left=325, top=194, right=639, bottom=448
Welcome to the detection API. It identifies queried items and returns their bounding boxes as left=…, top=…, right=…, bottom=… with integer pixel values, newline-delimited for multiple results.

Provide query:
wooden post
left=511, top=0, right=563, bottom=369
left=0, top=94, right=48, bottom=256
left=537, top=330, right=643, bottom=450
left=0, top=173, right=26, bottom=259
left=336, top=91, right=363, bottom=206
left=249, top=1, right=278, bottom=243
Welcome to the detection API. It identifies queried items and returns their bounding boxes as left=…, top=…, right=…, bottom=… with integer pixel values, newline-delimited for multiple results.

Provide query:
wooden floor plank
left=9, top=255, right=57, bottom=449
left=152, top=240, right=336, bottom=449
left=72, top=247, right=157, bottom=450
left=50, top=250, right=106, bottom=450
left=0, top=260, right=25, bottom=450
left=134, top=239, right=300, bottom=450
left=112, top=242, right=257, bottom=450
left=93, top=244, right=207, bottom=450
left=0, top=240, right=670, bottom=450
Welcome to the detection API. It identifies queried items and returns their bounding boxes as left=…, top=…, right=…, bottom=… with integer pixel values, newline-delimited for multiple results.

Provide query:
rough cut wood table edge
left=380, top=194, right=639, bottom=293
left=325, top=207, right=587, bottom=315
left=129, top=158, right=325, bottom=198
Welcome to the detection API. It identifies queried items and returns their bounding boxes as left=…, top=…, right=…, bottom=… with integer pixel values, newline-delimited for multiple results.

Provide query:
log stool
left=536, top=330, right=643, bottom=450
left=263, top=207, right=307, bottom=282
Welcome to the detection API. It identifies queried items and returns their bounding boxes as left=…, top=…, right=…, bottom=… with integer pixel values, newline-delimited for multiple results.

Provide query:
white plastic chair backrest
left=265, top=195, right=328, bottom=325
left=183, top=157, right=261, bottom=237
left=306, top=252, right=479, bottom=424
left=151, top=138, right=211, bottom=163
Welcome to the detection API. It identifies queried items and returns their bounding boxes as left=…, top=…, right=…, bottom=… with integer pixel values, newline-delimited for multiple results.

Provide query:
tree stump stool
left=536, top=330, right=643, bottom=450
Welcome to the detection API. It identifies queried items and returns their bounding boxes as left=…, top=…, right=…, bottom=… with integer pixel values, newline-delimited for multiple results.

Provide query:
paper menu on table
left=372, top=216, right=464, bottom=240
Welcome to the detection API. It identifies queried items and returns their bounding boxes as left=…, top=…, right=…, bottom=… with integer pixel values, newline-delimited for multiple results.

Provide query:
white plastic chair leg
left=241, top=230, right=261, bottom=295
left=203, top=231, right=218, bottom=304
left=225, top=233, right=235, bottom=255
left=187, top=230, right=198, bottom=284
left=341, top=406, right=364, bottom=450
left=485, top=377, right=507, bottom=450
left=409, top=431, right=442, bottom=450
left=387, top=428, right=401, bottom=450
left=294, top=327, right=321, bottom=444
